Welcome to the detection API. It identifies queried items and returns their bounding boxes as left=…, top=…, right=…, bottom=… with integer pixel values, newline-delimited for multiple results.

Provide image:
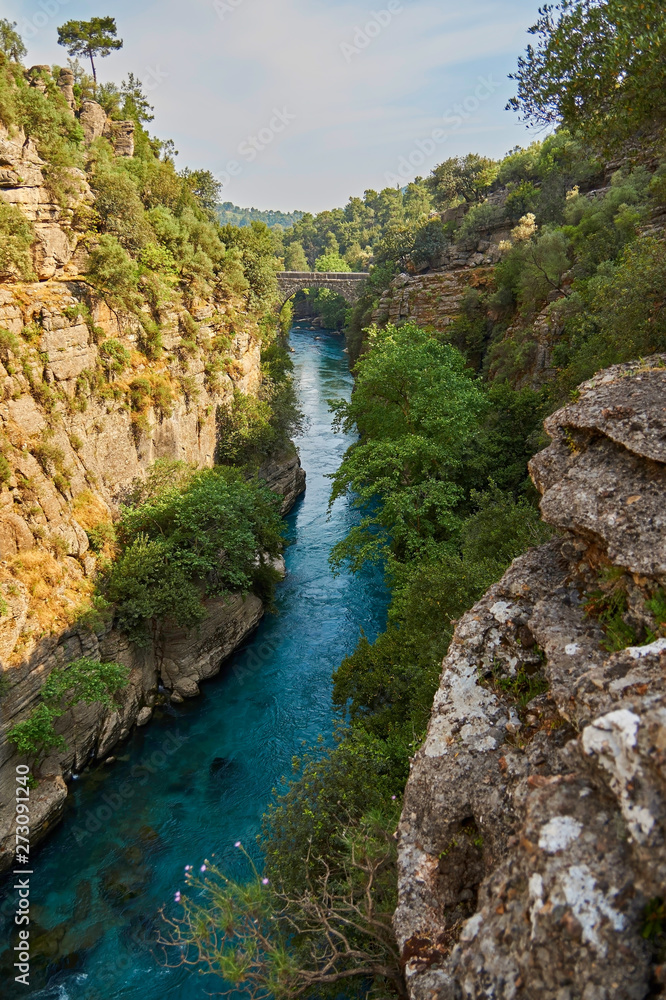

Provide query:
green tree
left=85, top=234, right=141, bottom=312
left=403, top=178, right=433, bottom=222
left=220, top=221, right=280, bottom=306
left=428, top=154, right=498, bottom=208
left=180, top=169, right=222, bottom=219
left=7, top=704, right=66, bottom=770
left=314, top=250, right=351, bottom=272
left=283, top=241, right=309, bottom=271
left=0, top=19, right=26, bottom=62
left=103, top=464, right=284, bottom=643
left=508, top=0, right=666, bottom=152
left=57, top=17, right=123, bottom=85
left=120, top=72, right=154, bottom=123
left=329, top=322, right=488, bottom=570
left=0, top=201, right=35, bottom=280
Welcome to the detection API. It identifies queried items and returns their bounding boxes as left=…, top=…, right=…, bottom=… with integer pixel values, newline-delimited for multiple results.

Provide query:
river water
left=0, top=325, right=388, bottom=999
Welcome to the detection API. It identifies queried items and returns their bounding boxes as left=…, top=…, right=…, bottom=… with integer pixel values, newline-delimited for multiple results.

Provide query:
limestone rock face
left=159, top=593, right=265, bottom=697
left=258, top=447, right=307, bottom=513
left=57, top=68, right=76, bottom=112
left=0, top=267, right=305, bottom=872
left=105, top=119, right=136, bottom=158
left=0, top=123, right=91, bottom=280
left=394, top=356, right=666, bottom=1000
left=79, top=100, right=109, bottom=145
left=78, top=100, right=136, bottom=156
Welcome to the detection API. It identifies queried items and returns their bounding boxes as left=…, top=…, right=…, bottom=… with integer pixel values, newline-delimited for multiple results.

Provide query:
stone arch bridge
left=276, top=271, right=368, bottom=310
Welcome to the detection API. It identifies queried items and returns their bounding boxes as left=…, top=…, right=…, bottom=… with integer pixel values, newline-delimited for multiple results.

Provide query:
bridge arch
left=276, top=271, right=368, bottom=312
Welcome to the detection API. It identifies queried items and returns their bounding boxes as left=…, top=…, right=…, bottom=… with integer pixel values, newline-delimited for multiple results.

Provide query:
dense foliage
left=216, top=340, right=303, bottom=467
left=101, top=461, right=285, bottom=643
left=508, top=0, right=666, bottom=153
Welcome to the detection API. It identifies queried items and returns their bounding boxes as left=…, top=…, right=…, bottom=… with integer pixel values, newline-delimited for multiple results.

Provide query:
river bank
left=0, top=325, right=388, bottom=999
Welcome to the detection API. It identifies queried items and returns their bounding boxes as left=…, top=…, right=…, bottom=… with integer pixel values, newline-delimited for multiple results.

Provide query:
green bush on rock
left=7, top=657, right=130, bottom=769
left=101, top=461, right=285, bottom=643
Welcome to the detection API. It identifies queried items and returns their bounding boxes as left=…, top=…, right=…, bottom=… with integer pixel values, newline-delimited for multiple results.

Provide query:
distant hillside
left=217, top=202, right=304, bottom=229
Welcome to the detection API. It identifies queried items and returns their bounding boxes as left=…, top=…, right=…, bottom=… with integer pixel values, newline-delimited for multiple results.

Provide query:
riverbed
left=0, top=325, right=388, bottom=999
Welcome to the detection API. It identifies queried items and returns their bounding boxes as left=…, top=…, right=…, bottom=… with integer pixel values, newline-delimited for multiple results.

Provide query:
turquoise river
left=0, top=325, right=389, bottom=999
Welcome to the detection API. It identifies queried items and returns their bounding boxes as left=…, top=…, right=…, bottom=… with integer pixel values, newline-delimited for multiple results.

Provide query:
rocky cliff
left=394, top=356, right=666, bottom=999
left=0, top=92, right=306, bottom=870
left=0, top=270, right=304, bottom=870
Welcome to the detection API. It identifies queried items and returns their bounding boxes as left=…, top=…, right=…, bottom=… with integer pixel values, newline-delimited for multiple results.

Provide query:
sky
left=6, top=0, right=546, bottom=213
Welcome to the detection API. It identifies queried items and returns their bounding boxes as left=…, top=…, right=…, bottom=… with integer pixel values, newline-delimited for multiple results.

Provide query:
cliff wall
left=0, top=109, right=305, bottom=870
left=394, top=356, right=666, bottom=999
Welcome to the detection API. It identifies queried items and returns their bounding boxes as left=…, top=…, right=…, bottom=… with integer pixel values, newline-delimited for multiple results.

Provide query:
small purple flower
left=262, top=878, right=269, bottom=885
left=235, top=841, right=241, bottom=848
left=174, top=891, right=181, bottom=902
left=201, top=864, right=207, bottom=872
left=185, top=865, right=192, bottom=871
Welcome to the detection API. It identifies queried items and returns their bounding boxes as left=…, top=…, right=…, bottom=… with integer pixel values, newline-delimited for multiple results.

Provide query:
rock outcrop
left=395, top=356, right=666, bottom=999
left=259, top=448, right=307, bottom=513
left=0, top=583, right=277, bottom=870
left=0, top=123, right=91, bottom=281
left=0, top=273, right=305, bottom=869
left=79, top=99, right=135, bottom=157
left=373, top=269, right=494, bottom=332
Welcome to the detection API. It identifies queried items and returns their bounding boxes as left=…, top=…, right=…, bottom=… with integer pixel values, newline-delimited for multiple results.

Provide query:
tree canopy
left=57, top=16, right=123, bottom=84
left=508, top=0, right=666, bottom=153
left=0, top=19, right=26, bottom=62
left=427, top=154, right=498, bottom=208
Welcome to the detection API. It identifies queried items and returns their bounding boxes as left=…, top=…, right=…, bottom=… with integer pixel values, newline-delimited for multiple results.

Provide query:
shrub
left=0, top=201, right=35, bottom=279
left=42, top=657, right=130, bottom=712
left=86, top=235, right=141, bottom=311
left=217, top=342, right=303, bottom=466
left=410, top=218, right=449, bottom=269
left=129, top=377, right=152, bottom=410
left=0, top=327, right=19, bottom=360
left=457, top=201, right=506, bottom=239
left=101, top=465, right=284, bottom=643
left=90, top=166, right=153, bottom=252
left=8, top=657, right=129, bottom=769
left=554, top=235, right=666, bottom=397
left=86, top=522, right=115, bottom=553
left=99, top=338, right=131, bottom=376
left=7, top=703, right=66, bottom=768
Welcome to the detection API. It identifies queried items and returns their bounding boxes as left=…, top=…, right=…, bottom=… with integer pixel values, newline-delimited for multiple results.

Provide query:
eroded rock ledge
left=395, top=356, right=666, bottom=999
left=0, top=455, right=302, bottom=873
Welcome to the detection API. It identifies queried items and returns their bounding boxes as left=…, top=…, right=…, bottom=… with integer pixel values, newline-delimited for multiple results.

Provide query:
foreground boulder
left=394, top=356, right=666, bottom=999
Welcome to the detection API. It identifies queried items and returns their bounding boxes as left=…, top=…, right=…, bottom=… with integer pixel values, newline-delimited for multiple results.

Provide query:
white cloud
left=8, top=0, right=542, bottom=210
